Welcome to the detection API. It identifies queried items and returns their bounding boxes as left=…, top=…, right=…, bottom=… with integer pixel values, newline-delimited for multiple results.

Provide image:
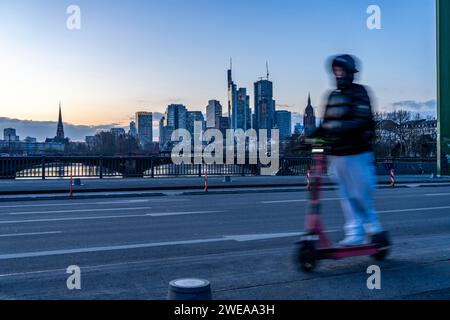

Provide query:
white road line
left=425, top=193, right=450, bottom=196
left=8, top=206, right=153, bottom=216
left=0, top=231, right=308, bottom=260
left=0, top=198, right=187, bottom=209
left=0, top=214, right=147, bottom=224
left=0, top=231, right=63, bottom=238
left=262, top=197, right=342, bottom=204
left=0, top=210, right=224, bottom=224
left=379, top=206, right=450, bottom=213
left=147, top=210, right=222, bottom=217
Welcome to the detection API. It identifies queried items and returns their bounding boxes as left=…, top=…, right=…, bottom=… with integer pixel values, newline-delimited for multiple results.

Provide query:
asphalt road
left=0, top=186, right=449, bottom=300
left=2, top=175, right=450, bottom=195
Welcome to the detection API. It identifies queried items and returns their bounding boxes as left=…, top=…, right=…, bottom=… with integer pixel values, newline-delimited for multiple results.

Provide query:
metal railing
left=0, top=156, right=437, bottom=179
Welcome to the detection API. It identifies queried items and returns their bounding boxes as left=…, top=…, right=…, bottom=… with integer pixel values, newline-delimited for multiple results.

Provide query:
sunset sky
left=0, top=0, right=437, bottom=129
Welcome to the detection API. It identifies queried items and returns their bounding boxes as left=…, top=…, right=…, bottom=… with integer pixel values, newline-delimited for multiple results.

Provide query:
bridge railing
left=0, top=156, right=437, bottom=179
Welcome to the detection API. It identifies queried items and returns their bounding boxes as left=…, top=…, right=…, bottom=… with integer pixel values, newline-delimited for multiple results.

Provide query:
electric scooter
left=295, top=143, right=391, bottom=273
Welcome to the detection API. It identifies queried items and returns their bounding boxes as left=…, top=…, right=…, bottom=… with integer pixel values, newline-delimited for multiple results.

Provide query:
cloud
left=277, top=103, right=296, bottom=109
left=391, top=100, right=437, bottom=117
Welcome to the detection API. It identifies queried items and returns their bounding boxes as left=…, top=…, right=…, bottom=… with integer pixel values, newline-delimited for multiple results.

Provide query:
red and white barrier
left=390, top=169, right=395, bottom=188
left=69, top=175, right=73, bottom=197
left=204, top=170, right=208, bottom=193
left=306, top=169, right=311, bottom=191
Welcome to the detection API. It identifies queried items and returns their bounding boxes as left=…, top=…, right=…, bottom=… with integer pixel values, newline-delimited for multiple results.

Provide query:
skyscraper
left=159, top=116, right=173, bottom=151
left=254, top=79, right=276, bottom=132
left=165, top=104, right=188, bottom=130
left=136, top=111, right=153, bottom=146
left=303, top=93, right=317, bottom=137
left=227, top=61, right=250, bottom=130
left=236, top=88, right=251, bottom=130
left=294, top=123, right=303, bottom=136
left=275, top=110, right=292, bottom=140
left=3, top=128, right=18, bottom=142
left=128, top=121, right=138, bottom=138
left=186, top=111, right=205, bottom=137
left=206, top=100, right=222, bottom=129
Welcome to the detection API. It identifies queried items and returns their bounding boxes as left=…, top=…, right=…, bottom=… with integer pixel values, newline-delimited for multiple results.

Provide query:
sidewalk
left=1, top=174, right=449, bottom=196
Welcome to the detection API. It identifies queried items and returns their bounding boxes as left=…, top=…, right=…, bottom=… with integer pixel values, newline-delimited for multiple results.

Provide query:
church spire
left=308, top=92, right=311, bottom=106
left=56, top=101, right=65, bottom=141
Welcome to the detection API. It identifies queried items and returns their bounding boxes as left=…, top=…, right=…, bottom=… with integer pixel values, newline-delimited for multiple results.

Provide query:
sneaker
left=338, top=235, right=367, bottom=247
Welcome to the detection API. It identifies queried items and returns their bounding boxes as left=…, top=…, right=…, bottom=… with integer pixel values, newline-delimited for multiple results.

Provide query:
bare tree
left=386, top=110, right=412, bottom=156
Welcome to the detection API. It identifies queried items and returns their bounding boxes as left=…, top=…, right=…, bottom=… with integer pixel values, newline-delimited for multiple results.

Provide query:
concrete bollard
left=167, top=278, right=212, bottom=300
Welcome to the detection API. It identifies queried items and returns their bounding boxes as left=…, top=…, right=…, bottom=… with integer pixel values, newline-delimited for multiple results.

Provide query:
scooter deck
left=317, top=245, right=379, bottom=260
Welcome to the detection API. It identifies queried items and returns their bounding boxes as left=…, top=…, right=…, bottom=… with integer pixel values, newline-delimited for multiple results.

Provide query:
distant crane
left=258, top=61, right=270, bottom=81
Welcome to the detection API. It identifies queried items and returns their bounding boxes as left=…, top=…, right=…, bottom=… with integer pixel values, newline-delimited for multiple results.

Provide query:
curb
left=1, top=180, right=449, bottom=196
left=0, top=192, right=167, bottom=203
left=0, top=182, right=447, bottom=202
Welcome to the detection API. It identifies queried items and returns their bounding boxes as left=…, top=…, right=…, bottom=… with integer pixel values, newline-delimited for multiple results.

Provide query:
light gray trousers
left=328, top=152, right=383, bottom=238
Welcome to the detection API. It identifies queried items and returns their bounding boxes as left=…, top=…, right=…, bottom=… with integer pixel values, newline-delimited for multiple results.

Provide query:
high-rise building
left=165, top=104, right=188, bottom=130
left=227, top=61, right=250, bottom=130
left=236, top=88, right=251, bottom=130
left=254, top=79, right=276, bottom=132
left=159, top=116, right=173, bottom=151
left=276, top=110, right=292, bottom=140
left=128, top=121, right=138, bottom=138
left=186, top=111, right=205, bottom=138
left=294, top=123, right=303, bottom=136
left=303, top=93, right=317, bottom=137
left=3, top=128, right=19, bottom=142
left=227, top=61, right=236, bottom=129
left=219, top=116, right=231, bottom=137
left=254, top=63, right=276, bottom=133
left=136, top=111, right=153, bottom=145
left=206, top=100, right=222, bottom=129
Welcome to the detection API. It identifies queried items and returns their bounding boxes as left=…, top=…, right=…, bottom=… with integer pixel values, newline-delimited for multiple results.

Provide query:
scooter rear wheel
left=371, top=231, right=391, bottom=261
left=297, top=240, right=318, bottom=272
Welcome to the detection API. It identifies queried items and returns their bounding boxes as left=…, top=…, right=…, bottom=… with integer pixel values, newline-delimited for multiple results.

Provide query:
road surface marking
left=8, top=207, right=154, bottom=216
left=379, top=206, right=450, bottom=213
left=262, top=197, right=342, bottom=204
left=0, top=198, right=187, bottom=209
left=147, top=210, right=222, bottom=217
left=0, top=214, right=147, bottom=224
left=0, top=231, right=312, bottom=260
left=0, top=211, right=224, bottom=224
left=0, top=231, right=62, bottom=238
left=425, top=193, right=450, bottom=196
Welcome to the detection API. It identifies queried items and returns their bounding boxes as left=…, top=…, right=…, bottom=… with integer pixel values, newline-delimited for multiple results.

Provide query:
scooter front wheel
left=297, top=240, right=318, bottom=272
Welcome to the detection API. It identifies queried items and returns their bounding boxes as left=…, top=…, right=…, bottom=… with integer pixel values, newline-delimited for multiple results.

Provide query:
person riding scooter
left=310, top=54, right=385, bottom=246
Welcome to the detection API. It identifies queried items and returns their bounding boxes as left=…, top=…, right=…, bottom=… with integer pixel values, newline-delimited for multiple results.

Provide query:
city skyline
left=0, top=0, right=436, bottom=128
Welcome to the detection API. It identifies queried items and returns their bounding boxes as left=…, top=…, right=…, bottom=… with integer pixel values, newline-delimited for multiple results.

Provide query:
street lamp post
left=437, top=0, right=450, bottom=175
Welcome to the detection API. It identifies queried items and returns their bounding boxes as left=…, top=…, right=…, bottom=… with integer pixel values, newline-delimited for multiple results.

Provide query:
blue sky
left=0, top=0, right=437, bottom=129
